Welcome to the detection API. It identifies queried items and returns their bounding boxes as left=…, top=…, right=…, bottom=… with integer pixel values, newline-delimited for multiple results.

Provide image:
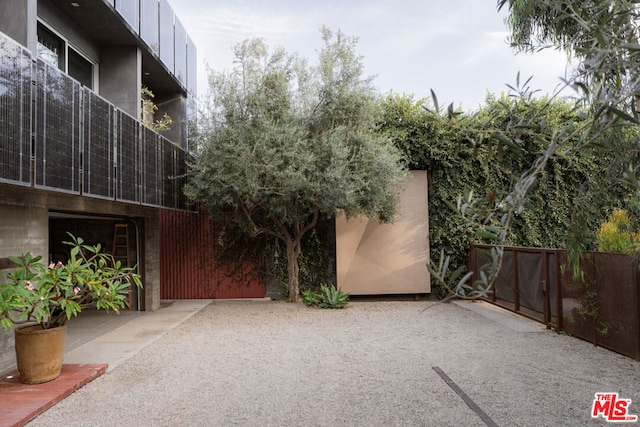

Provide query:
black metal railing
left=0, top=31, right=194, bottom=211
left=0, top=34, right=31, bottom=187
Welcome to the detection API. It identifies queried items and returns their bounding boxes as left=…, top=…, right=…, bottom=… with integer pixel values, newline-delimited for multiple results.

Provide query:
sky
left=168, top=0, right=574, bottom=112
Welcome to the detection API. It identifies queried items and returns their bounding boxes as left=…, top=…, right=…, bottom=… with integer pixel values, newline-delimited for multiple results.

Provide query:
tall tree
left=498, top=0, right=640, bottom=248
left=499, top=0, right=640, bottom=108
left=500, top=0, right=636, bottom=52
left=185, top=28, right=406, bottom=302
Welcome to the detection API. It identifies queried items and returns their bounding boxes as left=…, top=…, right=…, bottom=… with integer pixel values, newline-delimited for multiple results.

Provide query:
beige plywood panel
left=336, top=170, right=430, bottom=295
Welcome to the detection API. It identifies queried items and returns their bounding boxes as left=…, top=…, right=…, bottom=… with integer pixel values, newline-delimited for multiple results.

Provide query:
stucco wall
left=335, top=170, right=430, bottom=295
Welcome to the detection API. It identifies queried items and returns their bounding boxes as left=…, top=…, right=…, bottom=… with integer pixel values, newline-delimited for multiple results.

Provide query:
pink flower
left=73, top=287, right=80, bottom=296
left=25, top=281, right=36, bottom=291
left=48, top=263, right=55, bottom=269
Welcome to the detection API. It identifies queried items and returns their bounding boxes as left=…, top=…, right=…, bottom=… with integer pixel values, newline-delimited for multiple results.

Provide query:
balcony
left=0, top=31, right=193, bottom=211
left=41, top=0, right=197, bottom=98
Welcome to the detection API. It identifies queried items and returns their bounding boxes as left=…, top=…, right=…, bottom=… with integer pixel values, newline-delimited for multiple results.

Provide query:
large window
left=37, top=22, right=95, bottom=89
left=68, top=49, right=93, bottom=88
left=37, top=22, right=64, bottom=69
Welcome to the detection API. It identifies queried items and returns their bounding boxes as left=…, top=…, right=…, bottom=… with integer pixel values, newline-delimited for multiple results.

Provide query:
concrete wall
left=156, top=94, right=187, bottom=149
left=0, top=194, right=48, bottom=374
left=335, top=170, right=430, bottom=295
left=0, top=184, right=162, bottom=373
left=0, top=0, right=37, bottom=51
left=0, top=320, right=15, bottom=375
left=100, top=46, right=142, bottom=118
left=0, top=202, right=48, bottom=261
left=144, top=215, right=161, bottom=311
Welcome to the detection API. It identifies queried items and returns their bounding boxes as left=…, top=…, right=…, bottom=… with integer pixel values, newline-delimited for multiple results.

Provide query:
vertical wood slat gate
left=159, top=209, right=265, bottom=299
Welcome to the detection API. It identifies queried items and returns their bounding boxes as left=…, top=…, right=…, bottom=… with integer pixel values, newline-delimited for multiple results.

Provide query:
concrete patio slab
left=453, top=300, right=547, bottom=333
left=64, top=300, right=211, bottom=372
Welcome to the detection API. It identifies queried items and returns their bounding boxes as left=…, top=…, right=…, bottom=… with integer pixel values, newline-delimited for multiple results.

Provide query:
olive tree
left=185, top=28, right=406, bottom=302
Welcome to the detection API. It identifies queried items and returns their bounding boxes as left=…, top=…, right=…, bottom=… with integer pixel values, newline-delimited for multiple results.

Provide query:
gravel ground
left=27, top=300, right=640, bottom=427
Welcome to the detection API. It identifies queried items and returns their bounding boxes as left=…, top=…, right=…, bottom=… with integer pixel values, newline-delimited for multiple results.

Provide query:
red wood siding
left=159, top=209, right=265, bottom=299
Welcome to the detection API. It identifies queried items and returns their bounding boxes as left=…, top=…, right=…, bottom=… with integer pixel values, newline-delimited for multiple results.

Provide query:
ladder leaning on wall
left=112, top=223, right=131, bottom=268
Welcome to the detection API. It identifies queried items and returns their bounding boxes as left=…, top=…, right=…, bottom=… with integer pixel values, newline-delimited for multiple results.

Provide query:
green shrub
left=597, top=209, right=640, bottom=254
left=302, top=285, right=349, bottom=309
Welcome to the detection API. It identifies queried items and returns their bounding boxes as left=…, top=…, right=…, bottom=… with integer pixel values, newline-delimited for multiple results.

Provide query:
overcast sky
left=168, top=0, right=574, bottom=112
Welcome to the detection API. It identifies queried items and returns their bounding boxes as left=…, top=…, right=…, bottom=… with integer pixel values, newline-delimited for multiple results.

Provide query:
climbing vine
left=378, top=93, right=635, bottom=298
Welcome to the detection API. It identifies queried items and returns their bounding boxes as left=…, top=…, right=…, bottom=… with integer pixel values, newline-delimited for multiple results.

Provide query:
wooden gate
left=159, top=209, right=265, bottom=299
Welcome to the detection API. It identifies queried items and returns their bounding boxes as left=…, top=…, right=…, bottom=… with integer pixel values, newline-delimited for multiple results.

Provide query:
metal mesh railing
left=83, top=88, right=114, bottom=199
left=141, top=126, right=161, bottom=206
left=472, top=244, right=640, bottom=360
left=473, top=246, right=549, bottom=324
left=161, top=136, right=177, bottom=209
left=0, top=36, right=31, bottom=186
left=0, top=30, right=194, bottom=211
left=34, top=59, right=82, bottom=193
left=558, top=251, right=640, bottom=360
left=174, top=146, right=191, bottom=211
left=116, top=110, right=140, bottom=203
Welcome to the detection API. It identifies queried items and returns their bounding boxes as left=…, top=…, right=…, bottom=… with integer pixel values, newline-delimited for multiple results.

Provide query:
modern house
left=0, top=0, right=197, bottom=372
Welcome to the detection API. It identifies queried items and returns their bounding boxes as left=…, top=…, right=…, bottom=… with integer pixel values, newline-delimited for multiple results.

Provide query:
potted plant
left=0, top=233, right=142, bottom=384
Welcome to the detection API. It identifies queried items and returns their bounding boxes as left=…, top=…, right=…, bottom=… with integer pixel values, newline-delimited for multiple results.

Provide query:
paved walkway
left=0, top=300, right=211, bottom=427
left=63, top=300, right=211, bottom=371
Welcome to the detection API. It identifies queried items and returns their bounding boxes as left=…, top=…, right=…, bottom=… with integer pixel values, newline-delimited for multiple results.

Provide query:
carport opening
left=48, top=212, right=143, bottom=310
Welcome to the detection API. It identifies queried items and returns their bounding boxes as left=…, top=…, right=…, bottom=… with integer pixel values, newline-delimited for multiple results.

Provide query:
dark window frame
left=36, top=20, right=95, bottom=90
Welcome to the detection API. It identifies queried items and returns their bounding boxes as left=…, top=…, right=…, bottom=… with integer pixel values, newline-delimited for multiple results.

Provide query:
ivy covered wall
left=378, top=93, right=635, bottom=296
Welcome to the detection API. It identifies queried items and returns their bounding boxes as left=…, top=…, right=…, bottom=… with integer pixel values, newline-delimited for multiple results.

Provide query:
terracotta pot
left=14, top=324, right=67, bottom=384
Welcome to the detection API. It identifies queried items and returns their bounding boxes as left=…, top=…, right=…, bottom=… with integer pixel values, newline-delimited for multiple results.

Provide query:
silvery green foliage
left=185, top=28, right=406, bottom=302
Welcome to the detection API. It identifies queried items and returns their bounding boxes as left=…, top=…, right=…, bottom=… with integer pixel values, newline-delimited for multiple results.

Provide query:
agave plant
left=303, top=285, right=349, bottom=309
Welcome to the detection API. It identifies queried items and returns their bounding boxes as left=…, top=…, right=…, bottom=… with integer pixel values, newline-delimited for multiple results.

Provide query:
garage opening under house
left=0, top=0, right=210, bottom=374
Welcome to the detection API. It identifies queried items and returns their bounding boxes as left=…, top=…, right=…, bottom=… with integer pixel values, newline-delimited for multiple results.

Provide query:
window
left=68, top=49, right=93, bottom=88
left=37, top=21, right=95, bottom=89
left=37, top=23, right=64, bottom=69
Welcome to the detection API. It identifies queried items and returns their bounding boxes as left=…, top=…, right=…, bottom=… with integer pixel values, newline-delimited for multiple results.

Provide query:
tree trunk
left=286, top=238, right=302, bottom=302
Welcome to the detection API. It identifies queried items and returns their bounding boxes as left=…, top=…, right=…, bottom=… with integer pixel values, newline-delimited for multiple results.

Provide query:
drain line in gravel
left=432, top=366, right=499, bottom=427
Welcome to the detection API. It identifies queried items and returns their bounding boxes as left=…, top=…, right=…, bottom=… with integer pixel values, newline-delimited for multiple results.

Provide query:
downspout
left=131, top=218, right=142, bottom=311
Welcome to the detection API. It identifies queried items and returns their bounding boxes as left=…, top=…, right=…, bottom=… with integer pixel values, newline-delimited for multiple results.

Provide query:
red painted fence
left=159, top=209, right=265, bottom=299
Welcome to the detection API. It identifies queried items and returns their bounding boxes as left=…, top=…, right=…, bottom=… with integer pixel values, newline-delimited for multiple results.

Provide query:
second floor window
left=37, top=22, right=64, bottom=69
left=37, top=22, right=94, bottom=90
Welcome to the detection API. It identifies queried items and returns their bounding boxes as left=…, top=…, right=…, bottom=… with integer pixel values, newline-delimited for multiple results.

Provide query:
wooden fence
left=159, top=209, right=265, bottom=299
